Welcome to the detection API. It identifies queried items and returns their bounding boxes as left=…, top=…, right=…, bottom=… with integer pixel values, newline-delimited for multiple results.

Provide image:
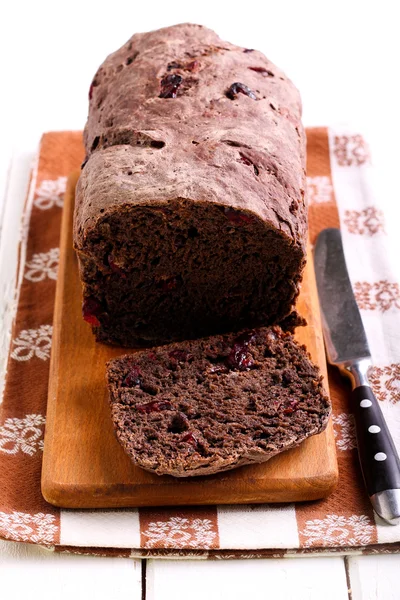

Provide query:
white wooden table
left=1, top=1, right=400, bottom=597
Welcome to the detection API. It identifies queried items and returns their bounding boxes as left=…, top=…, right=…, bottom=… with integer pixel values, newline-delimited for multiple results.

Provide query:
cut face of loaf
left=74, top=23, right=307, bottom=347
left=106, top=327, right=331, bottom=477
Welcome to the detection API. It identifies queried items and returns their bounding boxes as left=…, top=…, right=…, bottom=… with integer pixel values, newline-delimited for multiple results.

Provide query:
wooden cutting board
left=41, top=172, right=338, bottom=508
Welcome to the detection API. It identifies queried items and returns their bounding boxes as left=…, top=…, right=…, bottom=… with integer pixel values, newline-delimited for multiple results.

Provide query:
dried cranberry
left=226, top=347, right=254, bottom=371
left=186, top=60, right=200, bottom=72
left=136, top=401, right=172, bottom=414
left=248, top=66, right=274, bottom=77
left=223, top=207, right=254, bottom=225
left=283, top=400, right=299, bottom=415
left=82, top=296, right=103, bottom=327
left=147, top=352, right=157, bottom=361
left=243, top=48, right=255, bottom=53
left=225, top=332, right=256, bottom=371
left=122, top=366, right=142, bottom=387
left=159, top=74, right=183, bottom=98
left=181, top=432, right=198, bottom=446
left=225, top=82, right=257, bottom=101
left=169, top=349, right=193, bottom=362
left=108, top=255, right=126, bottom=277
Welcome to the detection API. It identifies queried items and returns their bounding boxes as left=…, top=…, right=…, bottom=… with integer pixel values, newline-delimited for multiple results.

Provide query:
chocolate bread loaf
left=107, top=327, right=330, bottom=477
left=75, top=23, right=307, bottom=347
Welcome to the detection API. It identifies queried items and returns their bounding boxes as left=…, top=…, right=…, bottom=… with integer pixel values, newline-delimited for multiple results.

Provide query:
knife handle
left=352, top=385, right=400, bottom=498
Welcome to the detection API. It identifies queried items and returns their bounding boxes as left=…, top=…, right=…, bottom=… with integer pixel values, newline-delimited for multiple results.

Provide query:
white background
left=1, top=0, right=400, bottom=598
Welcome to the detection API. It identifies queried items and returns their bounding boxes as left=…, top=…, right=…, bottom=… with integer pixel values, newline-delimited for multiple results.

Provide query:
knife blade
left=314, top=227, right=400, bottom=524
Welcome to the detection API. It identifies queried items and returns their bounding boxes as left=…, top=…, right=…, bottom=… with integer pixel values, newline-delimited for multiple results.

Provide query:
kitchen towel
left=1, top=128, right=400, bottom=559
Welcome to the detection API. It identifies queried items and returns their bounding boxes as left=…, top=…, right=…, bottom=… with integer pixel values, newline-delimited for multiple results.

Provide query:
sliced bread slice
left=106, top=327, right=330, bottom=477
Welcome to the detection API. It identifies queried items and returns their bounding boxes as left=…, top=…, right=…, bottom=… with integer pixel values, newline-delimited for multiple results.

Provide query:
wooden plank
left=348, top=554, right=400, bottom=600
left=41, top=172, right=337, bottom=508
left=0, top=540, right=142, bottom=600
left=146, top=557, right=349, bottom=600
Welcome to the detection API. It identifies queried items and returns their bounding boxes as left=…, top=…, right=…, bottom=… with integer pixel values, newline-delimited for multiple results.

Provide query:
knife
left=314, top=227, right=400, bottom=525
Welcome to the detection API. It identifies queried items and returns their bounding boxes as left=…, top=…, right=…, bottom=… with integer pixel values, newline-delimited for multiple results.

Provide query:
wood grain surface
left=41, top=172, right=338, bottom=509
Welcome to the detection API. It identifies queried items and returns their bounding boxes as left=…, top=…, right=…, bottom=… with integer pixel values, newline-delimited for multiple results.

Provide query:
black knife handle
left=352, top=385, right=400, bottom=496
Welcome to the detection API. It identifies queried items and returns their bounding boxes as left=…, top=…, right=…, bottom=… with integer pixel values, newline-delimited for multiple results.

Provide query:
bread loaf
left=74, top=23, right=307, bottom=347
